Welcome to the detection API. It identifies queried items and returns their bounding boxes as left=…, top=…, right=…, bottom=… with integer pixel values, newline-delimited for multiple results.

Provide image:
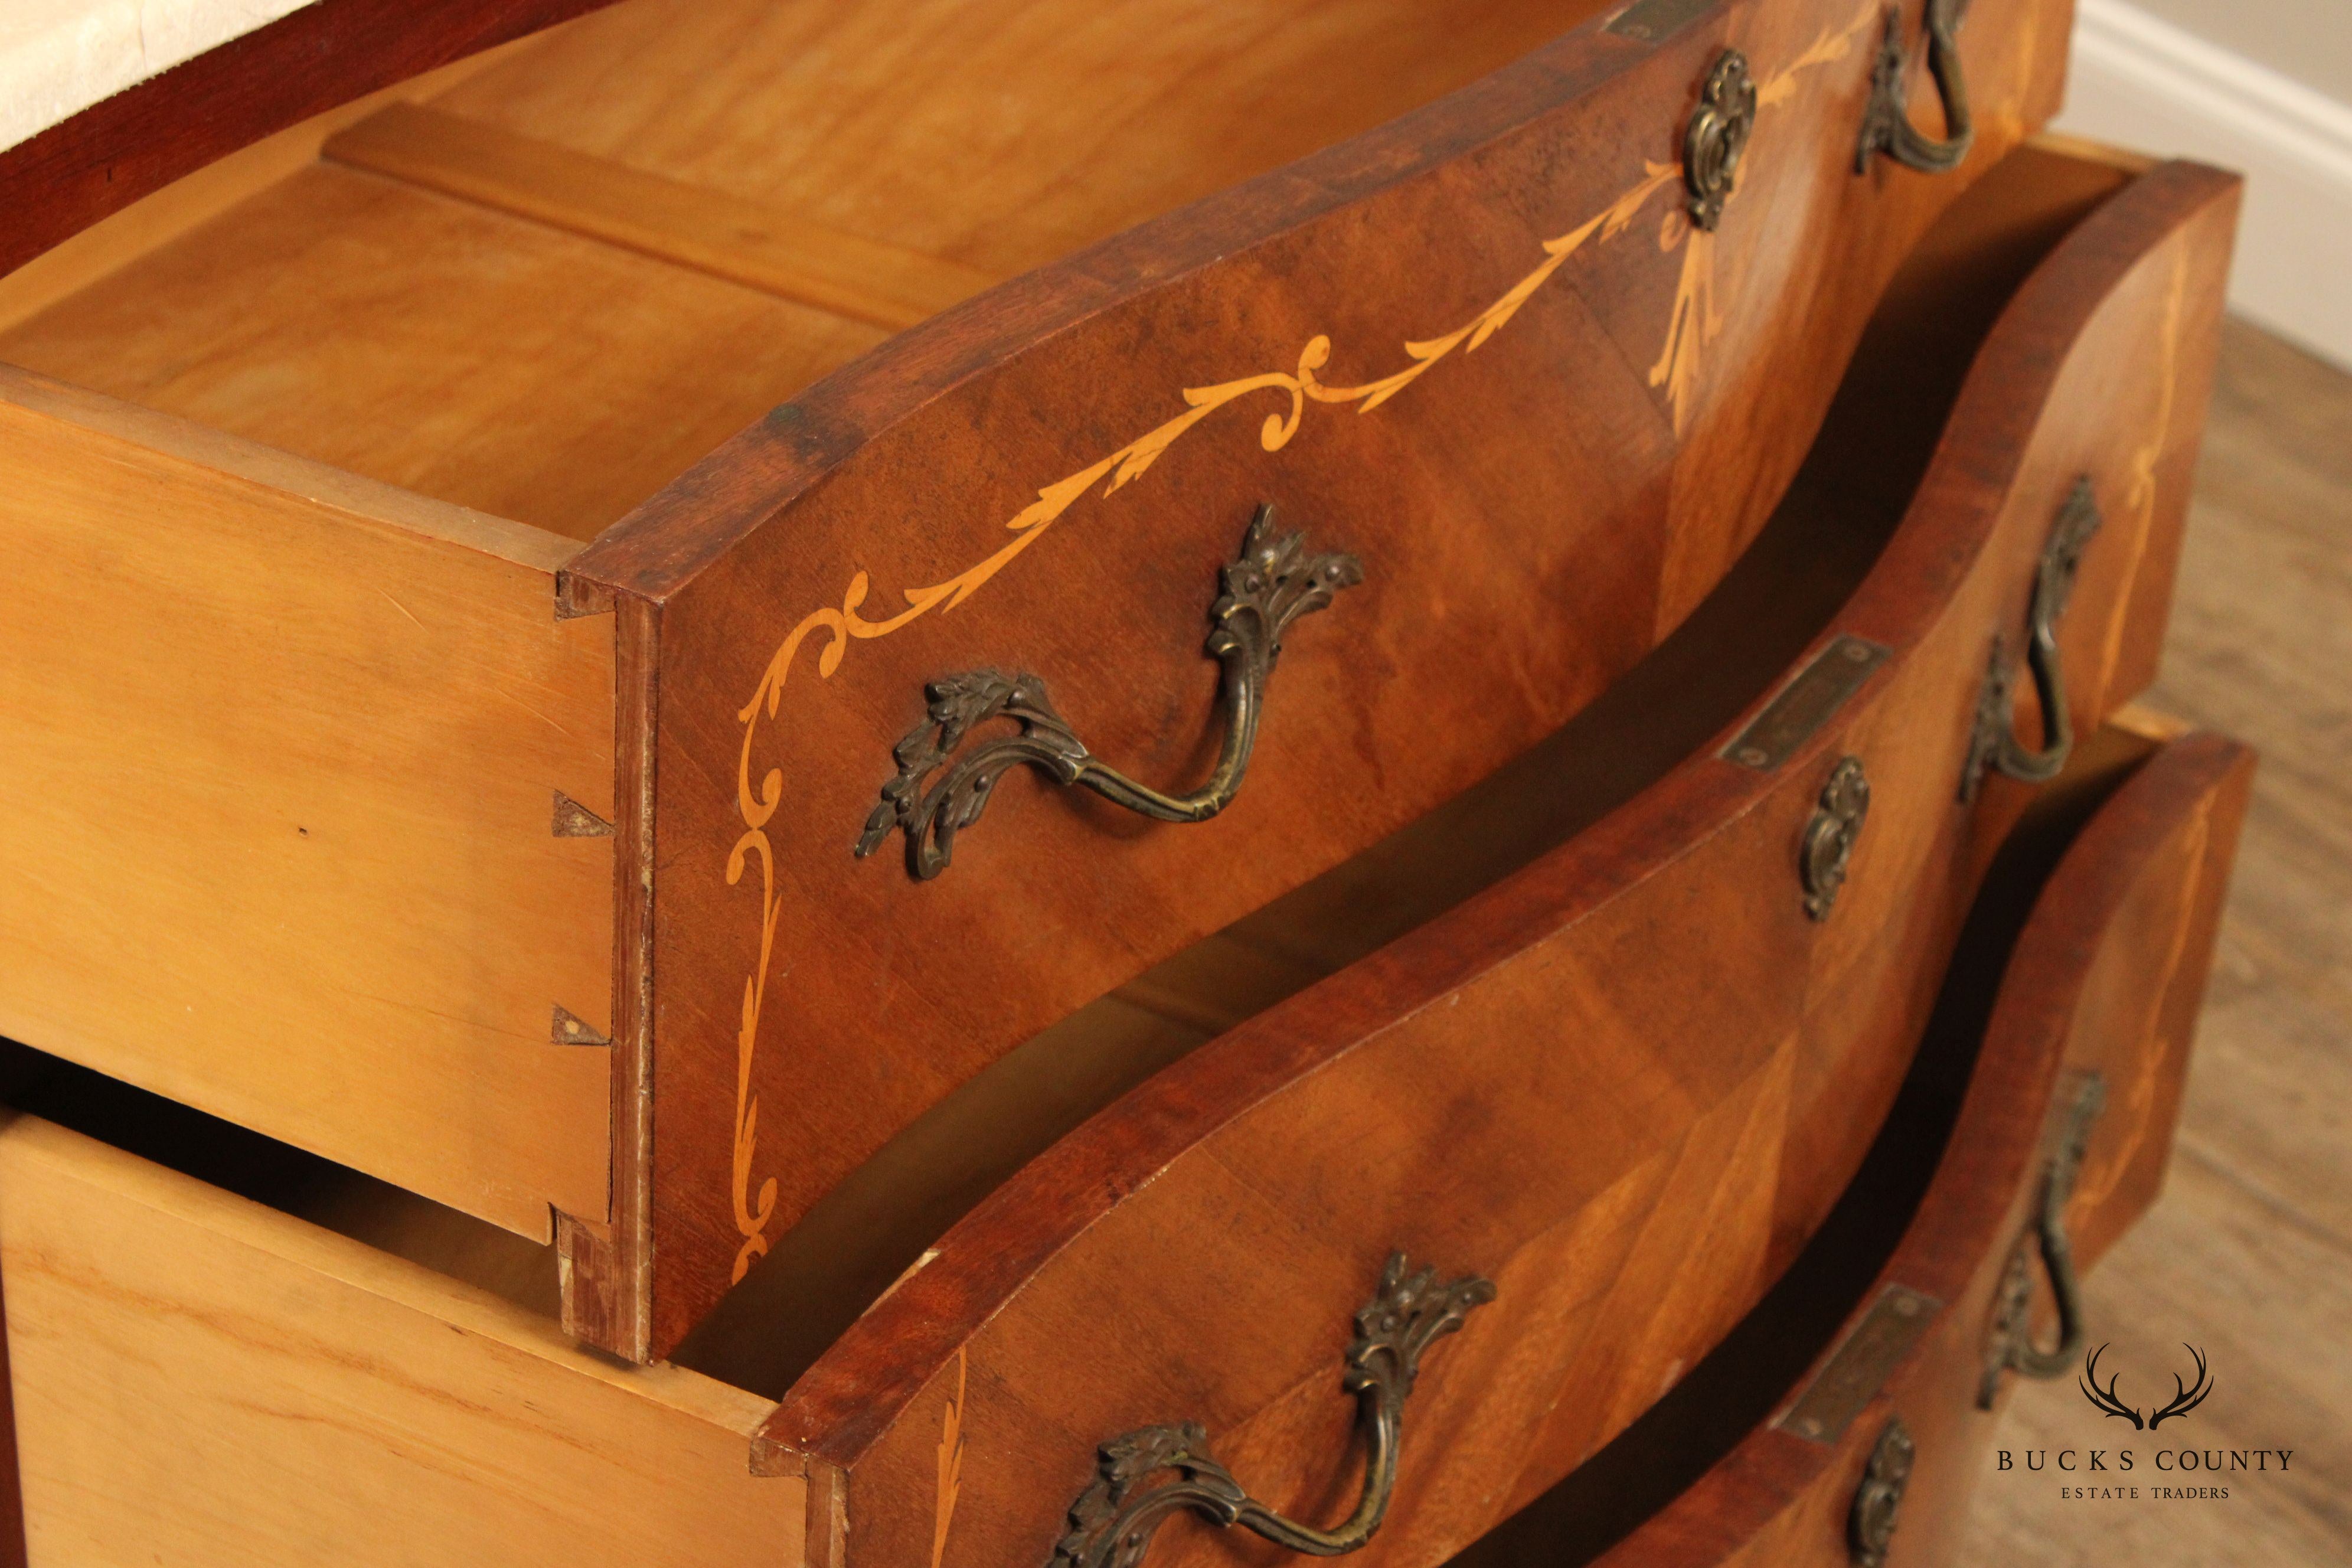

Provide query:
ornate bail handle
left=1962, top=476, right=2105, bottom=802
left=1047, top=1253, right=1495, bottom=1568
left=855, top=504, right=1363, bottom=880
left=1978, top=1073, right=2106, bottom=1406
left=1856, top=0, right=1975, bottom=175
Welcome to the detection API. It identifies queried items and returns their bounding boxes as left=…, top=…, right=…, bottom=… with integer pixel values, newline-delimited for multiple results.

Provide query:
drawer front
left=586, top=0, right=2081, bottom=1360
left=743, top=161, right=2237, bottom=1568
left=1571, top=727, right=2253, bottom=1568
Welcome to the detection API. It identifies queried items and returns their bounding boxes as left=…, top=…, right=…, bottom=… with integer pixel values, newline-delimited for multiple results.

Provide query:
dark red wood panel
left=0, top=0, right=620, bottom=277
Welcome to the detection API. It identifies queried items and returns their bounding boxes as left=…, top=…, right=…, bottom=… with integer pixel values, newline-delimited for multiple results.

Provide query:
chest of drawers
left=0, top=0, right=2082, bottom=1364
left=0, top=1, right=2253, bottom=1564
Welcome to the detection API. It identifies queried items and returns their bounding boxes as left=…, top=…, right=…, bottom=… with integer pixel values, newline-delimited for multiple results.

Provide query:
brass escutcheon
left=1685, top=50, right=1759, bottom=230
left=1802, top=756, right=1873, bottom=920
left=1849, top=1417, right=1915, bottom=1567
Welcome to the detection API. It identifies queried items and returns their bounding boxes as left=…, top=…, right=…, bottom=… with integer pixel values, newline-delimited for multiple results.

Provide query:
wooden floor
left=1958, top=321, right=2352, bottom=1564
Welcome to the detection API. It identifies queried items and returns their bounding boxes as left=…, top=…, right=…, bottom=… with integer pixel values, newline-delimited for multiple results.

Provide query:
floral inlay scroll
left=723, top=5, right=1880, bottom=1279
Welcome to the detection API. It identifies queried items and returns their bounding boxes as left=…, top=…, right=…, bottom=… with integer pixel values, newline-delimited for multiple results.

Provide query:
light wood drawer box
left=0, top=1106, right=797, bottom=1568
left=0, top=129, right=2241, bottom=1568
left=1453, top=724, right=2252, bottom=1568
left=0, top=0, right=2080, bottom=1361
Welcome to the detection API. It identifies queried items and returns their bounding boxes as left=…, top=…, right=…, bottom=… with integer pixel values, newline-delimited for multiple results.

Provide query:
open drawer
left=0, top=0, right=2077, bottom=1358
left=0, top=704, right=2245, bottom=1568
left=1449, top=723, right=2253, bottom=1568
left=0, top=138, right=2240, bottom=1566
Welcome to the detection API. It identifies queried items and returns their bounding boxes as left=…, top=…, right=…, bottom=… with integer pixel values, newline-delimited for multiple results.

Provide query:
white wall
left=2130, top=0, right=2352, bottom=103
left=2054, top=0, right=2352, bottom=368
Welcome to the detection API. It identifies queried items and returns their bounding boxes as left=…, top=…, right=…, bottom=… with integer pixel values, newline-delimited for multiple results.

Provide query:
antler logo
left=2079, top=1342, right=2214, bottom=1429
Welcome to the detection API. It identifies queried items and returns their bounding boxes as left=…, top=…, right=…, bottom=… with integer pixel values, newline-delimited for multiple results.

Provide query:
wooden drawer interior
left=0, top=0, right=1710, bottom=1266
left=0, top=0, right=1604, bottom=543
left=0, top=0, right=1606, bottom=1247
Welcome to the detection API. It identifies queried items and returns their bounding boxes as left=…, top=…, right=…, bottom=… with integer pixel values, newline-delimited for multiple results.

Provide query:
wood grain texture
left=0, top=365, right=613, bottom=1240
left=1493, top=730, right=2257, bottom=1568
left=322, top=102, right=998, bottom=331
left=0, top=0, right=623, bottom=278
left=1959, top=327, right=2352, bottom=1564
left=426, top=0, right=1608, bottom=283
left=0, top=1112, right=801, bottom=1568
left=741, top=158, right=2237, bottom=1568
left=0, top=1223, right=19, bottom=1568
left=0, top=162, right=888, bottom=543
left=0, top=43, right=531, bottom=335
left=588, top=0, right=2076, bottom=1359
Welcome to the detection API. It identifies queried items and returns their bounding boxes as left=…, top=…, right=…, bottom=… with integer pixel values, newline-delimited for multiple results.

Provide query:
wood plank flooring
left=1958, top=320, right=2352, bottom=1564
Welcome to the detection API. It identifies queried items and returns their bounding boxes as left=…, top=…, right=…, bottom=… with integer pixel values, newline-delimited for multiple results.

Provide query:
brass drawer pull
left=857, top=504, right=1361, bottom=879
left=1979, top=1073, right=2107, bottom=1404
left=1962, top=477, right=2105, bottom=801
left=1856, top=0, right=1974, bottom=175
left=1048, top=1253, right=1494, bottom=1568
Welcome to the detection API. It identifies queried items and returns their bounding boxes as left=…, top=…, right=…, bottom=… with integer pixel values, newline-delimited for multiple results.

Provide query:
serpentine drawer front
left=0, top=0, right=2073, bottom=1360
left=741, top=156, right=2237, bottom=1568
left=1453, top=727, right=2251, bottom=1568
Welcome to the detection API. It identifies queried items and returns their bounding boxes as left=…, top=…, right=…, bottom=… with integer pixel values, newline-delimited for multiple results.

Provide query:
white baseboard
left=2056, top=0, right=2352, bottom=369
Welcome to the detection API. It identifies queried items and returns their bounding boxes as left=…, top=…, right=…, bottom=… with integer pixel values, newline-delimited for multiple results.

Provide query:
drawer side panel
left=0, top=1114, right=795, bottom=1567
left=0, top=374, right=613, bottom=1238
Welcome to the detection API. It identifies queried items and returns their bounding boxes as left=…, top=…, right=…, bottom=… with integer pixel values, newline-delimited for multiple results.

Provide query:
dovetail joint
left=551, top=1004, right=613, bottom=1047
left=553, top=789, right=616, bottom=838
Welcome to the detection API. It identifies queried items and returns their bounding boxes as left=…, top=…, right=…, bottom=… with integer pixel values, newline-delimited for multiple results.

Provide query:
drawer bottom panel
left=0, top=1116, right=796, bottom=1568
